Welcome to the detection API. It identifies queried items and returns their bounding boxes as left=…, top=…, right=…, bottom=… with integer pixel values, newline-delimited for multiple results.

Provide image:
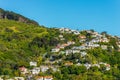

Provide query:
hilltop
left=0, top=8, right=39, bottom=25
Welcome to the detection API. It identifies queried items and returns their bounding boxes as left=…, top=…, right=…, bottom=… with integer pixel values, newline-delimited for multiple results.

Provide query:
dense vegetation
left=0, top=19, right=52, bottom=74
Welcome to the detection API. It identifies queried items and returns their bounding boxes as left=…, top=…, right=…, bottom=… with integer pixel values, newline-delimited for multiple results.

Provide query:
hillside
left=0, top=8, right=39, bottom=25
left=0, top=19, right=49, bottom=66
left=0, top=19, right=120, bottom=80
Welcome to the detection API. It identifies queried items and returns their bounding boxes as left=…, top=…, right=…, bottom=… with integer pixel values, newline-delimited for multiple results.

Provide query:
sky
left=0, top=0, right=120, bottom=36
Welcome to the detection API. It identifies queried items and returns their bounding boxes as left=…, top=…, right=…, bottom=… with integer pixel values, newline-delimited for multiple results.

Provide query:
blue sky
left=0, top=0, right=120, bottom=36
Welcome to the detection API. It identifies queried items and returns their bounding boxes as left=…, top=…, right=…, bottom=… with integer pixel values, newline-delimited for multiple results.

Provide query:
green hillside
left=0, top=19, right=120, bottom=80
left=0, top=19, right=49, bottom=66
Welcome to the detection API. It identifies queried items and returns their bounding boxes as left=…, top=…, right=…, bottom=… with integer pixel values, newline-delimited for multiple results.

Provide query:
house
left=80, top=52, right=87, bottom=57
left=100, top=37, right=109, bottom=43
left=91, top=39, right=100, bottom=43
left=80, top=46, right=87, bottom=50
left=26, top=75, right=33, bottom=80
left=99, top=62, right=106, bottom=65
left=92, top=64, right=100, bottom=68
left=49, top=66, right=59, bottom=72
left=72, top=46, right=86, bottom=50
left=30, top=61, right=37, bottom=67
left=19, top=66, right=28, bottom=74
left=92, top=44, right=100, bottom=48
left=60, top=38, right=65, bottom=40
left=64, top=62, right=73, bottom=66
left=84, top=63, right=91, bottom=69
left=117, top=42, right=120, bottom=48
left=64, top=28, right=70, bottom=32
left=86, top=30, right=92, bottom=33
left=85, top=41, right=100, bottom=48
left=44, top=76, right=53, bottom=80
left=59, top=45, right=65, bottom=49
left=72, top=50, right=80, bottom=54
left=36, top=76, right=53, bottom=80
left=59, top=28, right=65, bottom=33
left=51, top=48, right=60, bottom=52
left=105, top=64, right=110, bottom=71
left=65, top=50, right=73, bottom=55
left=59, top=35, right=65, bottom=40
left=79, top=39, right=86, bottom=43
left=40, top=65, right=49, bottom=72
left=63, top=43, right=69, bottom=47
left=85, top=42, right=93, bottom=47
left=73, top=31, right=80, bottom=35
left=101, top=45, right=107, bottom=50
left=36, top=76, right=44, bottom=80
left=59, top=28, right=71, bottom=33
left=99, top=62, right=110, bottom=71
left=59, top=51, right=65, bottom=55
left=0, top=77, right=3, bottom=80
left=67, top=41, right=75, bottom=45
left=14, top=77, right=24, bottom=80
left=76, top=63, right=82, bottom=66
left=59, top=35, right=63, bottom=38
left=79, top=35, right=86, bottom=39
left=91, top=32, right=99, bottom=38
left=65, top=49, right=80, bottom=55
left=30, top=67, right=40, bottom=75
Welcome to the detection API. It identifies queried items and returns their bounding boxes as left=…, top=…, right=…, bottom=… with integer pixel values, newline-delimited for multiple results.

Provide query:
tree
left=90, top=66, right=99, bottom=72
left=109, top=38, right=119, bottom=50
left=3, top=68, right=12, bottom=75
left=61, top=67, right=69, bottom=74
left=0, top=67, right=3, bottom=75
left=37, top=56, right=43, bottom=66
left=53, top=71, right=62, bottom=80
left=101, top=31, right=107, bottom=35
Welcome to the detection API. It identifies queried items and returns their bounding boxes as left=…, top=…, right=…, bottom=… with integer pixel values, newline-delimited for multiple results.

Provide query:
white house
left=65, top=50, right=73, bottom=55
left=79, top=39, right=86, bottom=43
left=101, top=45, right=107, bottom=50
left=36, top=76, right=53, bottom=80
left=76, top=63, right=82, bottom=66
left=72, top=46, right=86, bottom=50
left=80, top=52, right=87, bottom=57
left=91, top=39, right=100, bottom=43
left=99, top=62, right=111, bottom=71
left=67, top=41, right=75, bottom=45
left=14, top=77, right=24, bottom=80
left=72, top=50, right=80, bottom=54
left=92, top=44, right=100, bottom=48
left=84, top=63, right=91, bottom=69
left=59, top=45, right=65, bottom=49
left=51, top=48, right=60, bottom=52
left=59, top=28, right=71, bottom=33
left=30, top=61, right=37, bottom=66
left=49, top=66, right=59, bottom=72
left=59, top=35, right=65, bottom=40
left=92, top=64, right=100, bottom=68
left=40, top=66, right=49, bottom=72
left=100, top=37, right=109, bottom=43
left=73, top=31, right=80, bottom=35
left=105, top=64, right=110, bottom=71
left=59, top=35, right=63, bottom=38
left=30, top=67, right=40, bottom=75
left=0, top=77, right=3, bottom=80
